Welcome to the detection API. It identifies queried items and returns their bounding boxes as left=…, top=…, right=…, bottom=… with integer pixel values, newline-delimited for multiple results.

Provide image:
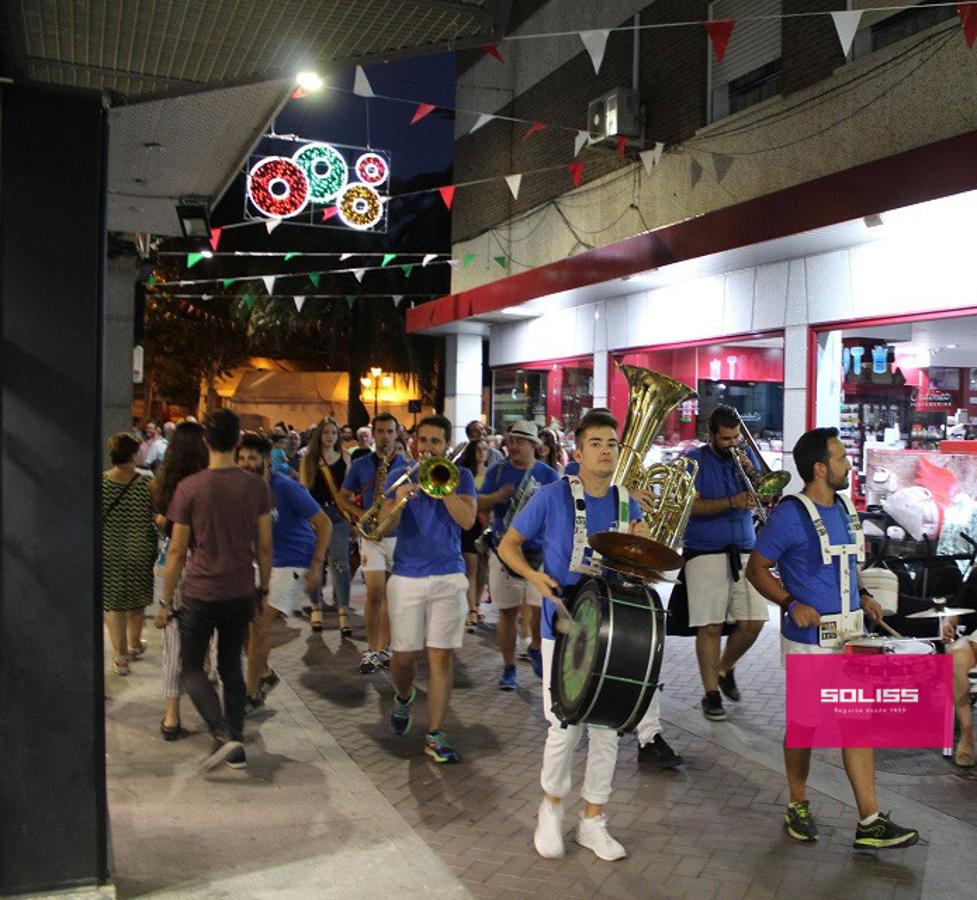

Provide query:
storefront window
left=491, top=368, right=547, bottom=434
left=492, top=357, right=594, bottom=436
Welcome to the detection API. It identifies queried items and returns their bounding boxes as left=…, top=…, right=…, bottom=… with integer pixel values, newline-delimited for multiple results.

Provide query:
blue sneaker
left=527, top=647, right=543, bottom=678
left=425, top=730, right=461, bottom=763
left=498, top=664, right=518, bottom=691
left=390, top=687, right=415, bottom=736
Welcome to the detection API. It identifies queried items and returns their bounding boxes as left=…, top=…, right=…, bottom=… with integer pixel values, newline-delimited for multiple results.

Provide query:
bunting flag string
left=209, top=227, right=222, bottom=252
left=438, top=185, right=456, bottom=209
left=469, top=113, right=494, bottom=134
left=186, top=252, right=205, bottom=269
left=352, top=269, right=366, bottom=283
left=157, top=292, right=441, bottom=300
left=261, top=275, right=276, bottom=295
left=961, top=2, right=977, bottom=48
left=411, top=102, right=437, bottom=124
left=505, top=173, right=522, bottom=200
left=568, top=161, right=585, bottom=187
left=157, top=250, right=451, bottom=260
left=704, top=19, right=735, bottom=64
left=293, top=296, right=306, bottom=312
left=831, top=10, right=862, bottom=57
left=523, top=121, right=547, bottom=140
left=381, top=253, right=397, bottom=267
left=481, top=43, right=504, bottom=63
left=353, top=66, right=374, bottom=98
left=580, top=29, right=611, bottom=74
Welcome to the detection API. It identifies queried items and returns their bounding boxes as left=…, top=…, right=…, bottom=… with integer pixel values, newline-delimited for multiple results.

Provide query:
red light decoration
left=247, top=156, right=310, bottom=219
left=356, top=152, right=389, bottom=186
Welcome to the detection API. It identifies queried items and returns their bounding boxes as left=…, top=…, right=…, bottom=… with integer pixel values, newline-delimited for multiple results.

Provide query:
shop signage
left=917, top=390, right=955, bottom=408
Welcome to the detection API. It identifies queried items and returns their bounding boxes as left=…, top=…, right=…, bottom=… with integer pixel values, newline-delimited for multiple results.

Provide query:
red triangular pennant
left=438, top=185, right=456, bottom=209
left=208, top=227, right=222, bottom=252
left=321, top=206, right=339, bottom=221
left=291, top=87, right=308, bottom=99
left=481, top=43, right=504, bottom=63
left=959, top=4, right=977, bottom=49
left=411, top=102, right=437, bottom=124
left=705, top=19, right=736, bottom=64
left=523, top=121, right=546, bottom=140
left=568, top=162, right=585, bottom=187
left=616, top=135, right=629, bottom=161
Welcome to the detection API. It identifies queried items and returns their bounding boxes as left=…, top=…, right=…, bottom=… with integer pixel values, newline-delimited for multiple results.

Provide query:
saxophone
left=356, top=452, right=393, bottom=541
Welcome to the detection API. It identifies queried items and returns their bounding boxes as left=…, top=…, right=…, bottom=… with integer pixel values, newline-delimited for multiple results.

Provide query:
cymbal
left=589, top=532, right=683, bottom=581
left=906, top=606, right=974, bottom=619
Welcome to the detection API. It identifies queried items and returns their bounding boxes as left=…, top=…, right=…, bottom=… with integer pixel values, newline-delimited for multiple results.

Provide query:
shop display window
left=491, top=356, right=594, bottom=436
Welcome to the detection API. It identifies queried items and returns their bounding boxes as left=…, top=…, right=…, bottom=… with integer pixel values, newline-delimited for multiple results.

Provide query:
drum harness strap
left=566, top=476, right=631, bottom=576
left=786, top=493, right=865, bottom=646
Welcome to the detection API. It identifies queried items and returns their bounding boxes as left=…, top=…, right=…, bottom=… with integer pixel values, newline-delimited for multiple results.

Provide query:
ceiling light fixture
left=296, top=71, right=324, bottom=92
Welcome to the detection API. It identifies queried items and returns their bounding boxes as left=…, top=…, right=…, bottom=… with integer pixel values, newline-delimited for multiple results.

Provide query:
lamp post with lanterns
left=360, top=366, right=393, bottom=417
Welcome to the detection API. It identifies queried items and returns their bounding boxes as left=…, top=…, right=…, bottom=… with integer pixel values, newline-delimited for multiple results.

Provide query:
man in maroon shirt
left=158, top=409, right=273, bottom=771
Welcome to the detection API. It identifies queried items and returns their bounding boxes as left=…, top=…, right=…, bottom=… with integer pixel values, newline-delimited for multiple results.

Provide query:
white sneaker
left=575, top=813, right=627, bottom=861
left=516, top=636, right=530, bottom=660
left=533, top=799, right=565, bottom=859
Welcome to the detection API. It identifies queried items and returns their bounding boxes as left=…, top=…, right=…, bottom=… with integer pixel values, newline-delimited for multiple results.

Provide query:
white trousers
left=540, top=639, right=619, bottom=805
left=634, top=690, right=662, bottom=748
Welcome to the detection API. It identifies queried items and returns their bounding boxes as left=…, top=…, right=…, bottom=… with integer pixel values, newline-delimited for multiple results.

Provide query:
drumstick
left=875, top=618, right=905, bottom=640
left=550, top=587, right=581, bottom=638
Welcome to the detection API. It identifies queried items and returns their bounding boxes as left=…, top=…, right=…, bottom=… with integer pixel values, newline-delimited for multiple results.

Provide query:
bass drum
left=551, top=576, right=664, bottom=733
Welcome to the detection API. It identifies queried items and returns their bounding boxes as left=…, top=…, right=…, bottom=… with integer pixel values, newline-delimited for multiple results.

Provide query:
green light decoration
left=401, top=264, right=414, bottom=278
left=463, top=253, right=475, bottom=267
left=146, top=275, right=157, bottom=286
left=284, top=252, right=302, bottom=262
left=381, top=253, right=397, bottom=267
left=292, top=143, right=348, bottom=202
left=187, top=252, right=205, bottom=269
left=308, top=272, right=321, bottom=287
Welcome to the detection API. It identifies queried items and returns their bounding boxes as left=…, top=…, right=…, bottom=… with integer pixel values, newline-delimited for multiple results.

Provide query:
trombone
left=727, top=408, right=790, bottom=523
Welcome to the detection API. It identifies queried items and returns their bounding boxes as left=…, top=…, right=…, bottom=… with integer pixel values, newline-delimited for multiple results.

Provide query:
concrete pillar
left=443, top=333, right=483, bottom=446
left=781, top=323, right=810, bottom=489
left=593, top=350, right=609, bottom=409
left=103, top=256, right=138, bottom=462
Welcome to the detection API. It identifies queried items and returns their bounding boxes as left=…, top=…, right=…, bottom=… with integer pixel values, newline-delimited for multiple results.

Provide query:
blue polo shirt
left=682, top=443, right=758, bottom=552
left=480, top=459, right=559, bottom=552
left=754, top=496, right=860, bottom=645
left=512, top=480, right=641, bottom=640
left=269, top=472, right=322, bottom=568
left=389, top=467, right=478, bottom=577
left=342, top=452, right=408, bottom=538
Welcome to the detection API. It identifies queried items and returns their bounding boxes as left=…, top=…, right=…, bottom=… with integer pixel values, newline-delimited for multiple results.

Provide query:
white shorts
left=685, top=553, right=770, bottom=627
left=780, top=635, right=838, bottom=667
left=360, top=536, right=397, bottom=573
left=488, top=553, right=542, bottom=610
left=267, top=566, right=312, bottom=616
left=387, top=573, right=468, bottom=652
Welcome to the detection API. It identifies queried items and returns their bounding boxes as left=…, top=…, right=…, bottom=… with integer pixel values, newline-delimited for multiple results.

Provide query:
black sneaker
left=638, top=734, right=685, bottom=769
left=244, top=695, right=265, bottom=718
left=853, top=812, right=919, bottom=850
left=784, top=801, right=818, bottom=842
left=390, top=687, right=415, bottom=736
left=199, top=738, right=243, bottom=772
left=258, top=669, right=280, bottom=701
left=701, top=691, right=727, bottom=721
left=225, top=745, right=248, bottom=769
left=717, top=669, right=741, bottom=702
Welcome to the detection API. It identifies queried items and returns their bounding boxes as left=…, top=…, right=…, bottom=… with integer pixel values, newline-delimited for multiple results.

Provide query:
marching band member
left=478, top=420, right=559, bottom=689
left=341, top=413, right=407, bottom=674
left=682, top=405, right=768, bottom=722
left=746, top=427, right=919, bottom=849
left=381, top=415, right=477, bottom=763
left=499, top=410, right=643, bottom=861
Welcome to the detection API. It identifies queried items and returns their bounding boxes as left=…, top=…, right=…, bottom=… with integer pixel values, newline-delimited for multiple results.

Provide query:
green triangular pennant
left=346, top=295, right=356, bottom=309
left=221, top=278, right=235, bottom=288
left=401, top=264, right=414, bottom=278
left=284, top=252, right=302, bottom=262
left=241, top=294, right=256, bottom=312
left=187, top=252, right=205, bottom=269
left=463, top=253, right=475, bottom=268
left=308, top=272, right=321, bottom=288
left=381, top=253, right=397, bottom=268
left=493, top=255, right=508, bottom=269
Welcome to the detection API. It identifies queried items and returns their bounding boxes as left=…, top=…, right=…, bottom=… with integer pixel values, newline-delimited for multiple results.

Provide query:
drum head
left=557, top=591, right=602, bottom=710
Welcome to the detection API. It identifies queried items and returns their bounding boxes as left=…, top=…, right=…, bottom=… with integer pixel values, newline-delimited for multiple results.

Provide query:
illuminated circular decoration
left=337, top=183, right=383, bottom=230
left=292, top=142, right=348, bottom=201
left=355, top=152, right=389, bottom=186
left=248, top=156, right=309, bottom=218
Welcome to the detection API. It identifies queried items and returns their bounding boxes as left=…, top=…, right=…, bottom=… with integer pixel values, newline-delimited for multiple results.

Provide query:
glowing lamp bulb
left=296, top=71, right=323, bottom=92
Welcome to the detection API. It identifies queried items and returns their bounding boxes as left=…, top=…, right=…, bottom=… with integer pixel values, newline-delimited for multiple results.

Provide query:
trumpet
left=366, top=451, right=463, bottom=539
left=727, top=408, right=791, bottom=523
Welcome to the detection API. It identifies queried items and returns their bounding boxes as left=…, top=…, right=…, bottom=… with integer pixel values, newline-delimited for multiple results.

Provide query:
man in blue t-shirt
left=681, top=405, right=770, bottom=723
left=499, top=410, right=647, bottom=863
left=380, top=415, right=477, bottom=765
left=341, top=413, right=408, bottom=674
left=746, top=427, right=918, bottom=851
left=479, top=419, right=559, bottom=688
left=237, top=433, right=331, bottom=713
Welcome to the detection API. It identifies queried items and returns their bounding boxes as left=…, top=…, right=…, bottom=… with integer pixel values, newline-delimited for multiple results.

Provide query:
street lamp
left=361, top=367, right=393, bottom=417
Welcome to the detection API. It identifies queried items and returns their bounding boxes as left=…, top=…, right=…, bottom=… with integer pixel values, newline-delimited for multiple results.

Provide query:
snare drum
left=843, top=636, right=935, bottom=655
left=550, top=576, right=664, bottom=733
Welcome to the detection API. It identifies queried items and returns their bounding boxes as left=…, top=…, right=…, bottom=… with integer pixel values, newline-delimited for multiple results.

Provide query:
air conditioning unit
left=587, top=88, right=640, bottom=147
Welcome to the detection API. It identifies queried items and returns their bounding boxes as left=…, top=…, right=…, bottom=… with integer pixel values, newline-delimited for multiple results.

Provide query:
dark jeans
left=179, top=595, right=254, bottom=741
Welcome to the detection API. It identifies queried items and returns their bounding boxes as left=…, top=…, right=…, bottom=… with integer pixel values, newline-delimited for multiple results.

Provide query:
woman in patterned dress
left=102, top=433, right=157, bottom=675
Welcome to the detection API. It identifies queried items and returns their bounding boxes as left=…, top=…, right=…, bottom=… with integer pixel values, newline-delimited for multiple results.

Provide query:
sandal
left=310, top=608, right=323, bottom=632
left=338, top=610, right=353, bottom=638
left=465, top=610, right=479, bottom=633
left=113, top=657, right=129, bottom=676
left=160, top=719, right=188, bottom=741
left=128, top=640, right=147, bottom=659
left=955, top=743, right=976, bottom=768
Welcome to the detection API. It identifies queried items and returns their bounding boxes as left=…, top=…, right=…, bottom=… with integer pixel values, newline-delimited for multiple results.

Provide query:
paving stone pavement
left=261, top=580, right=977, bottom=900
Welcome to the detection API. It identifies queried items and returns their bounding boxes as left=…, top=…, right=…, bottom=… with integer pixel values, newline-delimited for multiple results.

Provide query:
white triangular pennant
left=653, top=141, right=664, bottom=166
left=340, top=253, right=354, bottom=261
left=353, top=269, right=365, bottom=283
left=579, top=29, right=611, bottom=75
left=265, top=217, right=282, bottom=234
left=262, top=275, right=276, bottom=295
left=830, top=10, right=862, bottom=58
left=447, top=259, right=460, bottom=269
left=574, top=130, right=588, bottom=158
left=469, top=113, right=494, bottom=134
left=392, top=295, right=404, bottom=307
left=200, top=294, right=212, bottom=301
left=353, top=66, right=374, bottom=98
left=293, top=296, right=306, bottom=312
left=639, top=150, right=655, bottom=174
left=712, top=152, right=734, bottom=183
left=505, top=174, right=522, bottom=200
left=422, top=254, right=438, bottom=267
